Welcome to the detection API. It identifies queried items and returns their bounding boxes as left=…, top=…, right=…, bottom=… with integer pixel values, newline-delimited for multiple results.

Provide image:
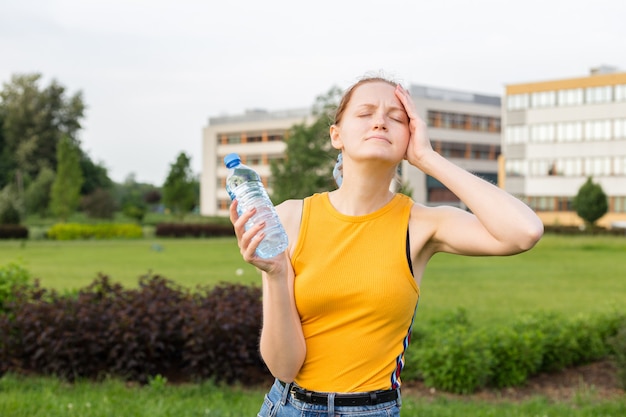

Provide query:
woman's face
left=331, top=81, right=410, bottom=164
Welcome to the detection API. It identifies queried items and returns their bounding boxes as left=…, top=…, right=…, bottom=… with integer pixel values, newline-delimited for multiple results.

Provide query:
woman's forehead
left=349, top=81, right=402, bottom=107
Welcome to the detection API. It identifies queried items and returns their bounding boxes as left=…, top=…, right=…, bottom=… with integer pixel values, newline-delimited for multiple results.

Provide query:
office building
left=503, top=66, right=626, bottom=228
left=200, top=84, right=502, bottom=217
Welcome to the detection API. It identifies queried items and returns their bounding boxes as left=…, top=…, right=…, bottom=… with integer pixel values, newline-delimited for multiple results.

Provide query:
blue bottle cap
left=224, top=153, right=241, bottom=168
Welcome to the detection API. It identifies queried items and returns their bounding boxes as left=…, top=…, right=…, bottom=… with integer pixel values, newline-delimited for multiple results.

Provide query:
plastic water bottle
left=224, top=153, right=288, bottom=259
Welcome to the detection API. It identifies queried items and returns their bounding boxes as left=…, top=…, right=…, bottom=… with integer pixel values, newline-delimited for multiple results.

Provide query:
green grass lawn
left=419, top=234, right=626, bottom=324
left=0, top=373, right=624, bottom=417
left=0, top=237, right=261, bottom=291
left=1, top=233, right=624, bottom=325
left=1, top=233, right=625, bottom=415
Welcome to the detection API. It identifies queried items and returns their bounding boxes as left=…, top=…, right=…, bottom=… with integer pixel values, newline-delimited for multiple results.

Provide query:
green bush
left=46, top=223, right=143, bottom=240
left=0, top=262, right=31, bottom=314
left=416, top=324, right=494, bottom=394
left=488, top=325, right=543, bottom=388
left=404, top=309, right=625, bottom=393
left=569, top=314, right=610, bottom=364
left=607, top=320, right=626, bottom=389
left=516, top=312, right=579, bottom=372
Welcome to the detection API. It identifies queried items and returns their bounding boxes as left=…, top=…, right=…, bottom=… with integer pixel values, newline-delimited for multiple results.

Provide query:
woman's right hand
left=229, top=200, right=289, bottom=276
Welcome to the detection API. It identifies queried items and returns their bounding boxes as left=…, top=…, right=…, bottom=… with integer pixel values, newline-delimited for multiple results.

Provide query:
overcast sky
left=2, top=0, right=625, bottom=185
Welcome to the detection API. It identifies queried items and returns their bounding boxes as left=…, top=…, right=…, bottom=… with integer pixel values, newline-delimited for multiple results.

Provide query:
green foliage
left=162, top=153, right=197, bottom=219
left=0, top=275, right=265, bottom=384
left=0, top=74, right=85, bottom=191
left=50, top=136, right=84, bottom=221
left=24, top=166, right=55, bottom=217
left=78, top=150, right=113, bottom=195
left=573, top=177, right=608, bottom=227
left=405, top=309, right=624, bottom=394
left=46, top=223, right=143, bottom=240
left=0, top=261, right=31, bottom=313
left=123, top=205, right=146, bottom=223
left=0, top=185, right=22, bottom=225
left=80, top=188, right=117, bottom=219
left=488, top=325, right=543, bottom=388
left=270, top=86, right=342, bottom=203
left=417, top=324, right=494, bottom=394
left=607, top=320, right=626, bottom=389
left=0, top=73, right=112, bottom=206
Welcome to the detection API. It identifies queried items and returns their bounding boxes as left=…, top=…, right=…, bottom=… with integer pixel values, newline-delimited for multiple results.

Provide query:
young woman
left=230, top=75, right=544, bottom=417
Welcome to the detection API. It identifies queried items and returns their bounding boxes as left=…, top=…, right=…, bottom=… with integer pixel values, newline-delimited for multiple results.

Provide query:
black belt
left=278, top=380, right=398, bottom=406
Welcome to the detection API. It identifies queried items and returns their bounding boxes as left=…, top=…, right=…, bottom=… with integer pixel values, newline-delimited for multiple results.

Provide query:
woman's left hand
left=394, top=84, right=435, bottom=169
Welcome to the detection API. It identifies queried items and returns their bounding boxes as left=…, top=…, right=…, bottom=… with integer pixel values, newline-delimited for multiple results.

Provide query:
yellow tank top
left=291, top=192, right=419, bottom=393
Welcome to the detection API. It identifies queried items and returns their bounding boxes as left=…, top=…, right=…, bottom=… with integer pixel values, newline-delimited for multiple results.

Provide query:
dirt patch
left=401, top=360, right=625, bottom=402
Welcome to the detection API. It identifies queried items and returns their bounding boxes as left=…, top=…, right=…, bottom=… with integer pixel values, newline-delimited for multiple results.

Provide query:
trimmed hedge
left=0, top=225, right=29, bottom=239
left=1, top=278, right=624, bottom=392
left=0, top=275, right=265, bottom=384
left=404, top=309, right=626, bottom=394
left=46, top=223, right=143, bottom=240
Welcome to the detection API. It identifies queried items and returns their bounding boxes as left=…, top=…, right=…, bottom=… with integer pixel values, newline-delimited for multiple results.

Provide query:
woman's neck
left=328, top=167, right=396, bottom=216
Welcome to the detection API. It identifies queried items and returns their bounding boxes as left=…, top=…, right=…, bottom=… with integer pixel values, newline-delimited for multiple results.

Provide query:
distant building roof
left=209, top=107, right=311, bottom=125
left=409, top=84, right=501, bottom=106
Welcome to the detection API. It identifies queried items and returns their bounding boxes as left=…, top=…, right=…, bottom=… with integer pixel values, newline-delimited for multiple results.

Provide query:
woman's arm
left=229, top=200, right=305, bottom=381
left=395, top=85, right=543, bottom=256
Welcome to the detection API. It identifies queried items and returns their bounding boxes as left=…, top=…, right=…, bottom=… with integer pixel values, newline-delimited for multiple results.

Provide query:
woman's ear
left=330, top=124, right=342, bottom=150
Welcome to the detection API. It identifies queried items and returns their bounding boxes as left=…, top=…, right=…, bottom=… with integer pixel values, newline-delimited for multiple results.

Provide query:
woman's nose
left=372, top=114, right=387, bottom=130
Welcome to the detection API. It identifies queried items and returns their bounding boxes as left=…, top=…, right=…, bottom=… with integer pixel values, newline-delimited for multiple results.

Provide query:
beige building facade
left=200, top=84, right=502, bottom=217
left=502, top=66, right=626, bottom=228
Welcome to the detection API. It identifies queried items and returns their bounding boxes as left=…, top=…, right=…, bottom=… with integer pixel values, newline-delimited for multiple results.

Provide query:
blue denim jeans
left=257, top=379, right=402, bottom=417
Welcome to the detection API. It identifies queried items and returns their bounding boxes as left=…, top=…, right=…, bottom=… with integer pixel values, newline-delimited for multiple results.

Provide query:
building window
left=529, top=159, right=553, bottom=177
left=505, top=125, right=528, bottom=144
left=247, top=134, right=263, bottom=143
left=246, top=154, right=263, bottom=165
left=472, top=144, right=492, bottom=159
left=507, top=94, right=529, bottom=110
left=615, top=156, right=626, bottom=176
left=614, top=119, right=626, bottom=139
left=557, top=88, right=584, bottom=106
left=528, top=196, right=554, bottom=212
left=226, top=133, right=241, bottom=144
left=439, top=142, right=466, bottom=158
left=531, top=91, right=556, bottom=108
left=584, top=157, right=612, bottom=176
left=505, top=159, right=526, bottom=177
left=615, top=196, right=626, bottom=213
left=586, top=86, right=612, bottom=104
left=530, top=124, right=555, bottom=143
left=427, top=111, right=500, bottom=132
left=557, top=122, right=583, bottom=142
left=585, top=120, right=612, bottom=141
left=616, top=84, right=626, bottom=102
left=562, top=158, right=583, bottom=176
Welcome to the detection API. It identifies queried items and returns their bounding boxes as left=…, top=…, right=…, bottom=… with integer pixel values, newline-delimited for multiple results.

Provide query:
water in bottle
left=224, top=153, right=288, bottom=259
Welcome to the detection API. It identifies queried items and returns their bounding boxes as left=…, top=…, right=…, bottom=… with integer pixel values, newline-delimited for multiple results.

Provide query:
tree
left=81, top=188, right=117, bottom=219
left=50, top=136, right=84, bottom=221
left=573, top=177, right=608, bottom=229
left=162, top=152, right=197, bottom=219
left=0, top=73, right=85, bottom=195
left=79, top=150, right=113, bottom=195
left=24, top=166, right=55, bottom=217
left=0, top=185, right=22, bottom=225
left=270, top=86, right=343, bottom=204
